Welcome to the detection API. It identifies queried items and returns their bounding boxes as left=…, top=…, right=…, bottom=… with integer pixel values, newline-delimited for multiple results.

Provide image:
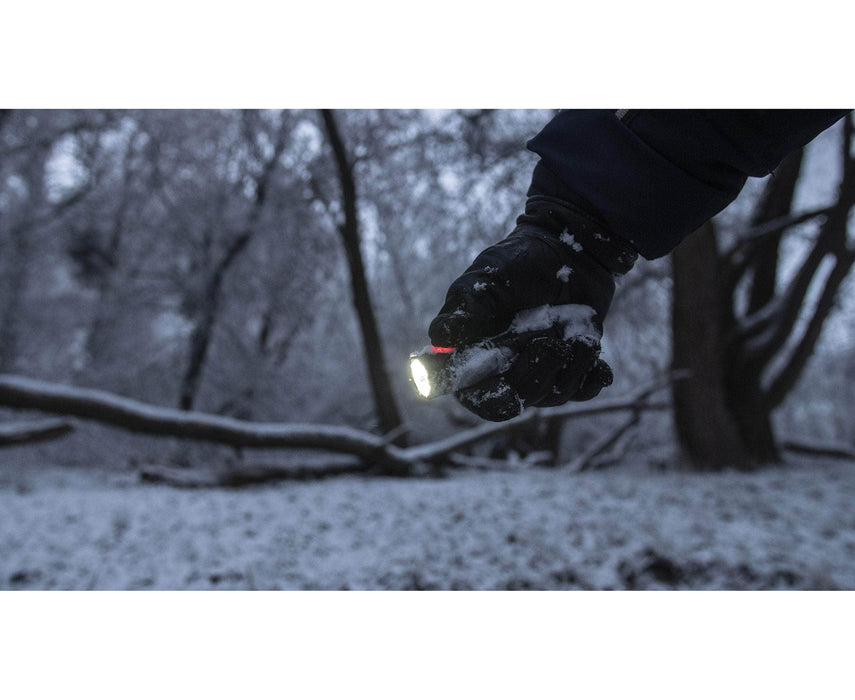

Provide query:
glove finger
left=429, top=288, right=513, bottom=348
left=429, top=236, right=536, bottom=347
left=428, top=295, right=513, bottom=347
left=500, top=337, right=573, bottom=405
left=455, top=337, right=570, bottom=421
left=570, top=358, right=613, bottom=402
left=455, top=375, right=523, bottom=422
left=530, top=338, right=602, bottom=407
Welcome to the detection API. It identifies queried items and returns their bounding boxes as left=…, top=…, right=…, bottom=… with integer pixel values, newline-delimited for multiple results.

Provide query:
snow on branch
left=0, top=372, right=676, bottom=479
left=0, top=374, right=404, bottom=468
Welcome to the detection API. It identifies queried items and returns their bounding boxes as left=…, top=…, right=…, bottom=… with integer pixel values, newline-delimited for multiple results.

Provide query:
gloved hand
left=428, top=196, right=637, bottom=421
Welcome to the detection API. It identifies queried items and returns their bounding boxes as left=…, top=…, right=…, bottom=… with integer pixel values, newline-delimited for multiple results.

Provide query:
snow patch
left=560, top=231, right=584, bottom=252
left=4, top=460, right=854, bottom=590
left=465, top=380, right=512, bottom=406
left=556, top=266, right=572, bottom=282
left=509, top=304, right=599, bottom=341
left=438, top=169, right=461, bottom=194
left=450, top=346, right=515, bottom=391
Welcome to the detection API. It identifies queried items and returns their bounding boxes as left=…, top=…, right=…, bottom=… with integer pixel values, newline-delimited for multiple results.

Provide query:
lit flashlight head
left=408, top=346, right=456, bottom=398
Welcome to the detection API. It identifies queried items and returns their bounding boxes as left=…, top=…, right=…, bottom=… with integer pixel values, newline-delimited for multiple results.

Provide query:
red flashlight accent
left=431, top=345, right=456, bottom=354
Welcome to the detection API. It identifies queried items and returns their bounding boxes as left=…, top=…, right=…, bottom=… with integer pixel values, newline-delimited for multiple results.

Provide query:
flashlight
left=408, top=346, right=456, bottom=398
left=409, top=304, right=601, bottom=399
left=408, top=343, right=517, bottom=399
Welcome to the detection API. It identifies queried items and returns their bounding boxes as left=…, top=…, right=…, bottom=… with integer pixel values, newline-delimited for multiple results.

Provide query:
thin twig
left=782, top=439, right=855, bottom=462
left=0, top=419, right=74, bottom=446
left=402, top=374, right=678, bottom=464
left=563, top=411, right=641, bottom=472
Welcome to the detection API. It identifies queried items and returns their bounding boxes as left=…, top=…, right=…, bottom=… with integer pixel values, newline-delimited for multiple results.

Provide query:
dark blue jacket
left=527, top=109, right=850, bottom=258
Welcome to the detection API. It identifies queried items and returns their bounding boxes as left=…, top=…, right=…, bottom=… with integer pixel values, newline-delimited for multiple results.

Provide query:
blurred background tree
left=672, top=114, right=855, bottom=469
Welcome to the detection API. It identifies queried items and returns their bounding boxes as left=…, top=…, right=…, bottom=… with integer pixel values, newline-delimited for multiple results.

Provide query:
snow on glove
left=428, top=196, right=637, bottom=421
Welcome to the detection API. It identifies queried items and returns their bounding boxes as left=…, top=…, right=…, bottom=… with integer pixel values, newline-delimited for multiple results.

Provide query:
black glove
left=428, top=196, right=637, bottom=421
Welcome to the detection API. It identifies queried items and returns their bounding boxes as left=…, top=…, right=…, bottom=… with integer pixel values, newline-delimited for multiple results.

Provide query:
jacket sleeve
left=526, top=109, right=851, bottom=259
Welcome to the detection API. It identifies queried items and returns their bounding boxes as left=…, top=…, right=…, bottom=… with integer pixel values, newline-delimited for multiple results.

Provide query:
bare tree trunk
left=711, top=151, right=805, bottom=465
left=671, top=222, right=749, bottom=469
left=319, top=110, right=404, bottom=440
left=0, top=148, right=47, bottom=373
left=79, top=135, right=138, bottom=373
left=179, top=231, right=253, bottom=410
left=178, top=118, right=288, bottom=411
left=745, top=150, right=804, bottom=313
left=0, top=225, right=28, bottom=373
left=671, top=116, right=855, bottom=470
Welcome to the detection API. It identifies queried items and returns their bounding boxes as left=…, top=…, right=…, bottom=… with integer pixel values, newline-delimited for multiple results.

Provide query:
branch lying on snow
left=0, top=374, right=408, bottom=471
left=782, top=440, right=855, bottom=462
left=0, top=419, right=74, bottom=446
left=0, top=372, right=675, bottom=479
left=140, top=460, right=368, bottom=488
left=563, top=411, right=641, bottom=472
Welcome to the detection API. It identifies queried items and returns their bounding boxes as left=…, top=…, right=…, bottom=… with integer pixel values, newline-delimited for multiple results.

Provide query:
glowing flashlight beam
left=409, top=357, right=433, bottom=398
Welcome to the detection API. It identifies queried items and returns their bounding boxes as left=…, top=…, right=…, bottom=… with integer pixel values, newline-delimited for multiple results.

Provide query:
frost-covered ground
left=1, top=459, right=855, bottom=590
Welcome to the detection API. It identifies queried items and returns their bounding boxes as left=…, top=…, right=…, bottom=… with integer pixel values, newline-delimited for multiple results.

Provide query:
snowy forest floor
left=1, top=458, right=854, bottom=590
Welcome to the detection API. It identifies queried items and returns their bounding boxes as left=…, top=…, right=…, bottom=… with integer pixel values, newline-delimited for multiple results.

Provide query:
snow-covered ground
left=1, top=459, right=854, bottom=590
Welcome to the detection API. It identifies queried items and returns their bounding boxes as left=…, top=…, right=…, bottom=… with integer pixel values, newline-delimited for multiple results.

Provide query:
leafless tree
left=672, top=114, right=855, bottom=468
left=319, top=109, right=404, bottom=439
left=177, top=112, right=291, bottom=410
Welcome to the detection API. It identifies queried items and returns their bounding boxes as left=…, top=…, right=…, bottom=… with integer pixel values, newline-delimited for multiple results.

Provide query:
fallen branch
left=140, top=460, right=369, bottom=488
left=139, top=465, right=222, bottom=488
left=782, top=439, right=855, bottom=461
left=0, top=374, right=408, bottom=471
left=0, top=372, right=676, bottom=480
left=402, top=375, right=675, bottom=464
left=0, top=419, right=74, bottom=446
left=563, top=411, right=641, bottom=472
